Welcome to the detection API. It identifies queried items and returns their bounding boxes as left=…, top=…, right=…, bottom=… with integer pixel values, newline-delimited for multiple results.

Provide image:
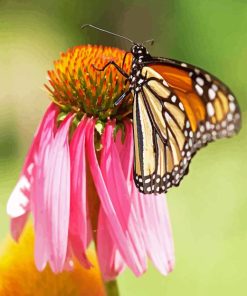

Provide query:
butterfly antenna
left=81, top=24, right=134, bottom=44
left=142, top=39, right=155, bottom=46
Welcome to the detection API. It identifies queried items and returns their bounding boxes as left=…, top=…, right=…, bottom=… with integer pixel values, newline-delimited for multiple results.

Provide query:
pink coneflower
left=7, top=45, right=174, bottom=292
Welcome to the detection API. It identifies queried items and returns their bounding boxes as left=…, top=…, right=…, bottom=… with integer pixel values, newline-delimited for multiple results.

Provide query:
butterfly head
left=131, top=44, right=150, bottom=60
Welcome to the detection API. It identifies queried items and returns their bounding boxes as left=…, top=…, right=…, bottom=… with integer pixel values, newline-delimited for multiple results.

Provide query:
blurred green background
left=0, top=0, right=246, bottom=295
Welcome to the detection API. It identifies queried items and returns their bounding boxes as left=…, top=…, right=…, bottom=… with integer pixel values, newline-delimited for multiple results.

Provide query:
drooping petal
left=97, top=208, right=125, bottom=281
left=116, top=120, right=175, bottom=275
left=7, top=175, right=31, bottom=218
left=69, top=116, right=91, bottom=268
left=86, top=120, right=146, bottom=276
left=10, top=214, right=29, bottom=242
left=134, top=190, right=175, bottom=275
left=96, top=120, right=131, bottom=279
left=101, top=123, right=148, bottom=274
left=7, top=103, right=58, bottom=241
left=63, top=244, right=75, bottom=272
left=32, top=105, right=58, bottom=270
left=45, top=113, right=74, bottom=273
left=115, top=120, right=133, bottom=185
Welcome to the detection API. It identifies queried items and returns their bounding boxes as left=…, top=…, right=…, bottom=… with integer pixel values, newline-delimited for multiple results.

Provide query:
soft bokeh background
left=0, top=0, right=246, bottom=295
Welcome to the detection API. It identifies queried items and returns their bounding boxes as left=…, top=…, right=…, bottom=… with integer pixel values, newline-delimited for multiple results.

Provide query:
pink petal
left=7, top=103, right=58, bottom=240
left=101, top=123, right=147, bottom=273
left=86, top=218, right=92, bottom=247
left=63, top=244, right=75, bottom=271
left=115, top=120, right=133, bottom=185
left=69, top=117, right=91, bottom=268
left=32, top=105, right=58, bottom=270
left=63, top=258, right=74, bottom=271
left=116, top=120, right=175, bottom=274
left=10, top=214, right=29, bottom=242
left=86, top=120, right=146, bottom=276
left=7, top=174, right=31, bottom=218
left=97, top=208, right=125, bottom=280
left=46, top=113, right=74, bottom=273
left=134, top=190, right=175, bottom=274
left=96, top=120, right=131, bottom=279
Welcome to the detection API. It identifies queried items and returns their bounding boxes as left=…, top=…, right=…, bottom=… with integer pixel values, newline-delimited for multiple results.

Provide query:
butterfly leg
left=121, top=52, right=131, bottom=69
left=114, top=88, right=131, bottom=106
left=92, top=61, right=129, bottom=78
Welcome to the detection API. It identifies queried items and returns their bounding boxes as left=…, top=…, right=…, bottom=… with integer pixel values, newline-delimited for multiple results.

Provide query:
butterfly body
left=127, top=44, right=152, bottom=92
left=121, top=43, right=241, bottom=194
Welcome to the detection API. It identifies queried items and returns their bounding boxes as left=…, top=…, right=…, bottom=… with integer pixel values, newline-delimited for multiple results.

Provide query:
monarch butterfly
left=82, top=25, right=241, bottom=194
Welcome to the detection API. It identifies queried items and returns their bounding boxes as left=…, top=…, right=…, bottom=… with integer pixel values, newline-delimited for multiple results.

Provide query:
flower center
left=45, top=45, right=133, bottom=121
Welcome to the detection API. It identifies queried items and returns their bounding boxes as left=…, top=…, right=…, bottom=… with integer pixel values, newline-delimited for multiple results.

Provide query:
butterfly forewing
left=133, top=67, right=193, bottom=194
left=148, top=59, right=241, bottom=146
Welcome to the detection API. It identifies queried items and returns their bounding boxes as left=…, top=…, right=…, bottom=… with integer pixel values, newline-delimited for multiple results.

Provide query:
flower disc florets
left=45, top=45, right=133, bottom=122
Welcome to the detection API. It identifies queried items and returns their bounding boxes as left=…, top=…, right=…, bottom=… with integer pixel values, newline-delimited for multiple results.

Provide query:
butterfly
left=82, top=24, right=242, bottom=194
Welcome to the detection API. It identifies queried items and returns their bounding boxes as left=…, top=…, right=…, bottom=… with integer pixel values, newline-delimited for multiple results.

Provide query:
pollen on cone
left=45, top=45, right=133, bottom=121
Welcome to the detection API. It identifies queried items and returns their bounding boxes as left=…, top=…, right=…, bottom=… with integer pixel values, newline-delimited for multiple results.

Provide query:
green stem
left=104, top=280, right=120, bottom=296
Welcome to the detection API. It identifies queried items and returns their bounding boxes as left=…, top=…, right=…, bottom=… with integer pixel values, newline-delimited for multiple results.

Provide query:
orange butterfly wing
left=148, top=59, right=241, bottom=143
left=132, top=57, right=241, bottom=194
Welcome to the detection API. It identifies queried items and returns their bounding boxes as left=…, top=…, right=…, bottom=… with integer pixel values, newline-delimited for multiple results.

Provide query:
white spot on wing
left=212, top=84, right=218, bottom=91
left=171, top=95, right=177, bottom=103
left=208, top=88, right=216, bottom=100
left=162, top=80, right=169, bottom=86
left=221, top=121, right=227, bottom=127
left=196, top=77, right=204, bottom=86
left=179, top=102, right=184, bottom=110
left=206, top=121, right=211, bottom=130
left=186, top=151, right=191, bottom=157
left=228, top=94, right=235, bottom=102
left=229, top=102, right=236, bottom=112
left=227, top=124, right=235, bottom=131
left=144, top=178, right=151, bottom=184
left=195, top=84, right=203, bottom=96
left=200, top=125, right=205, bottom=132
left=205, top=73, right=211, bottom=82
